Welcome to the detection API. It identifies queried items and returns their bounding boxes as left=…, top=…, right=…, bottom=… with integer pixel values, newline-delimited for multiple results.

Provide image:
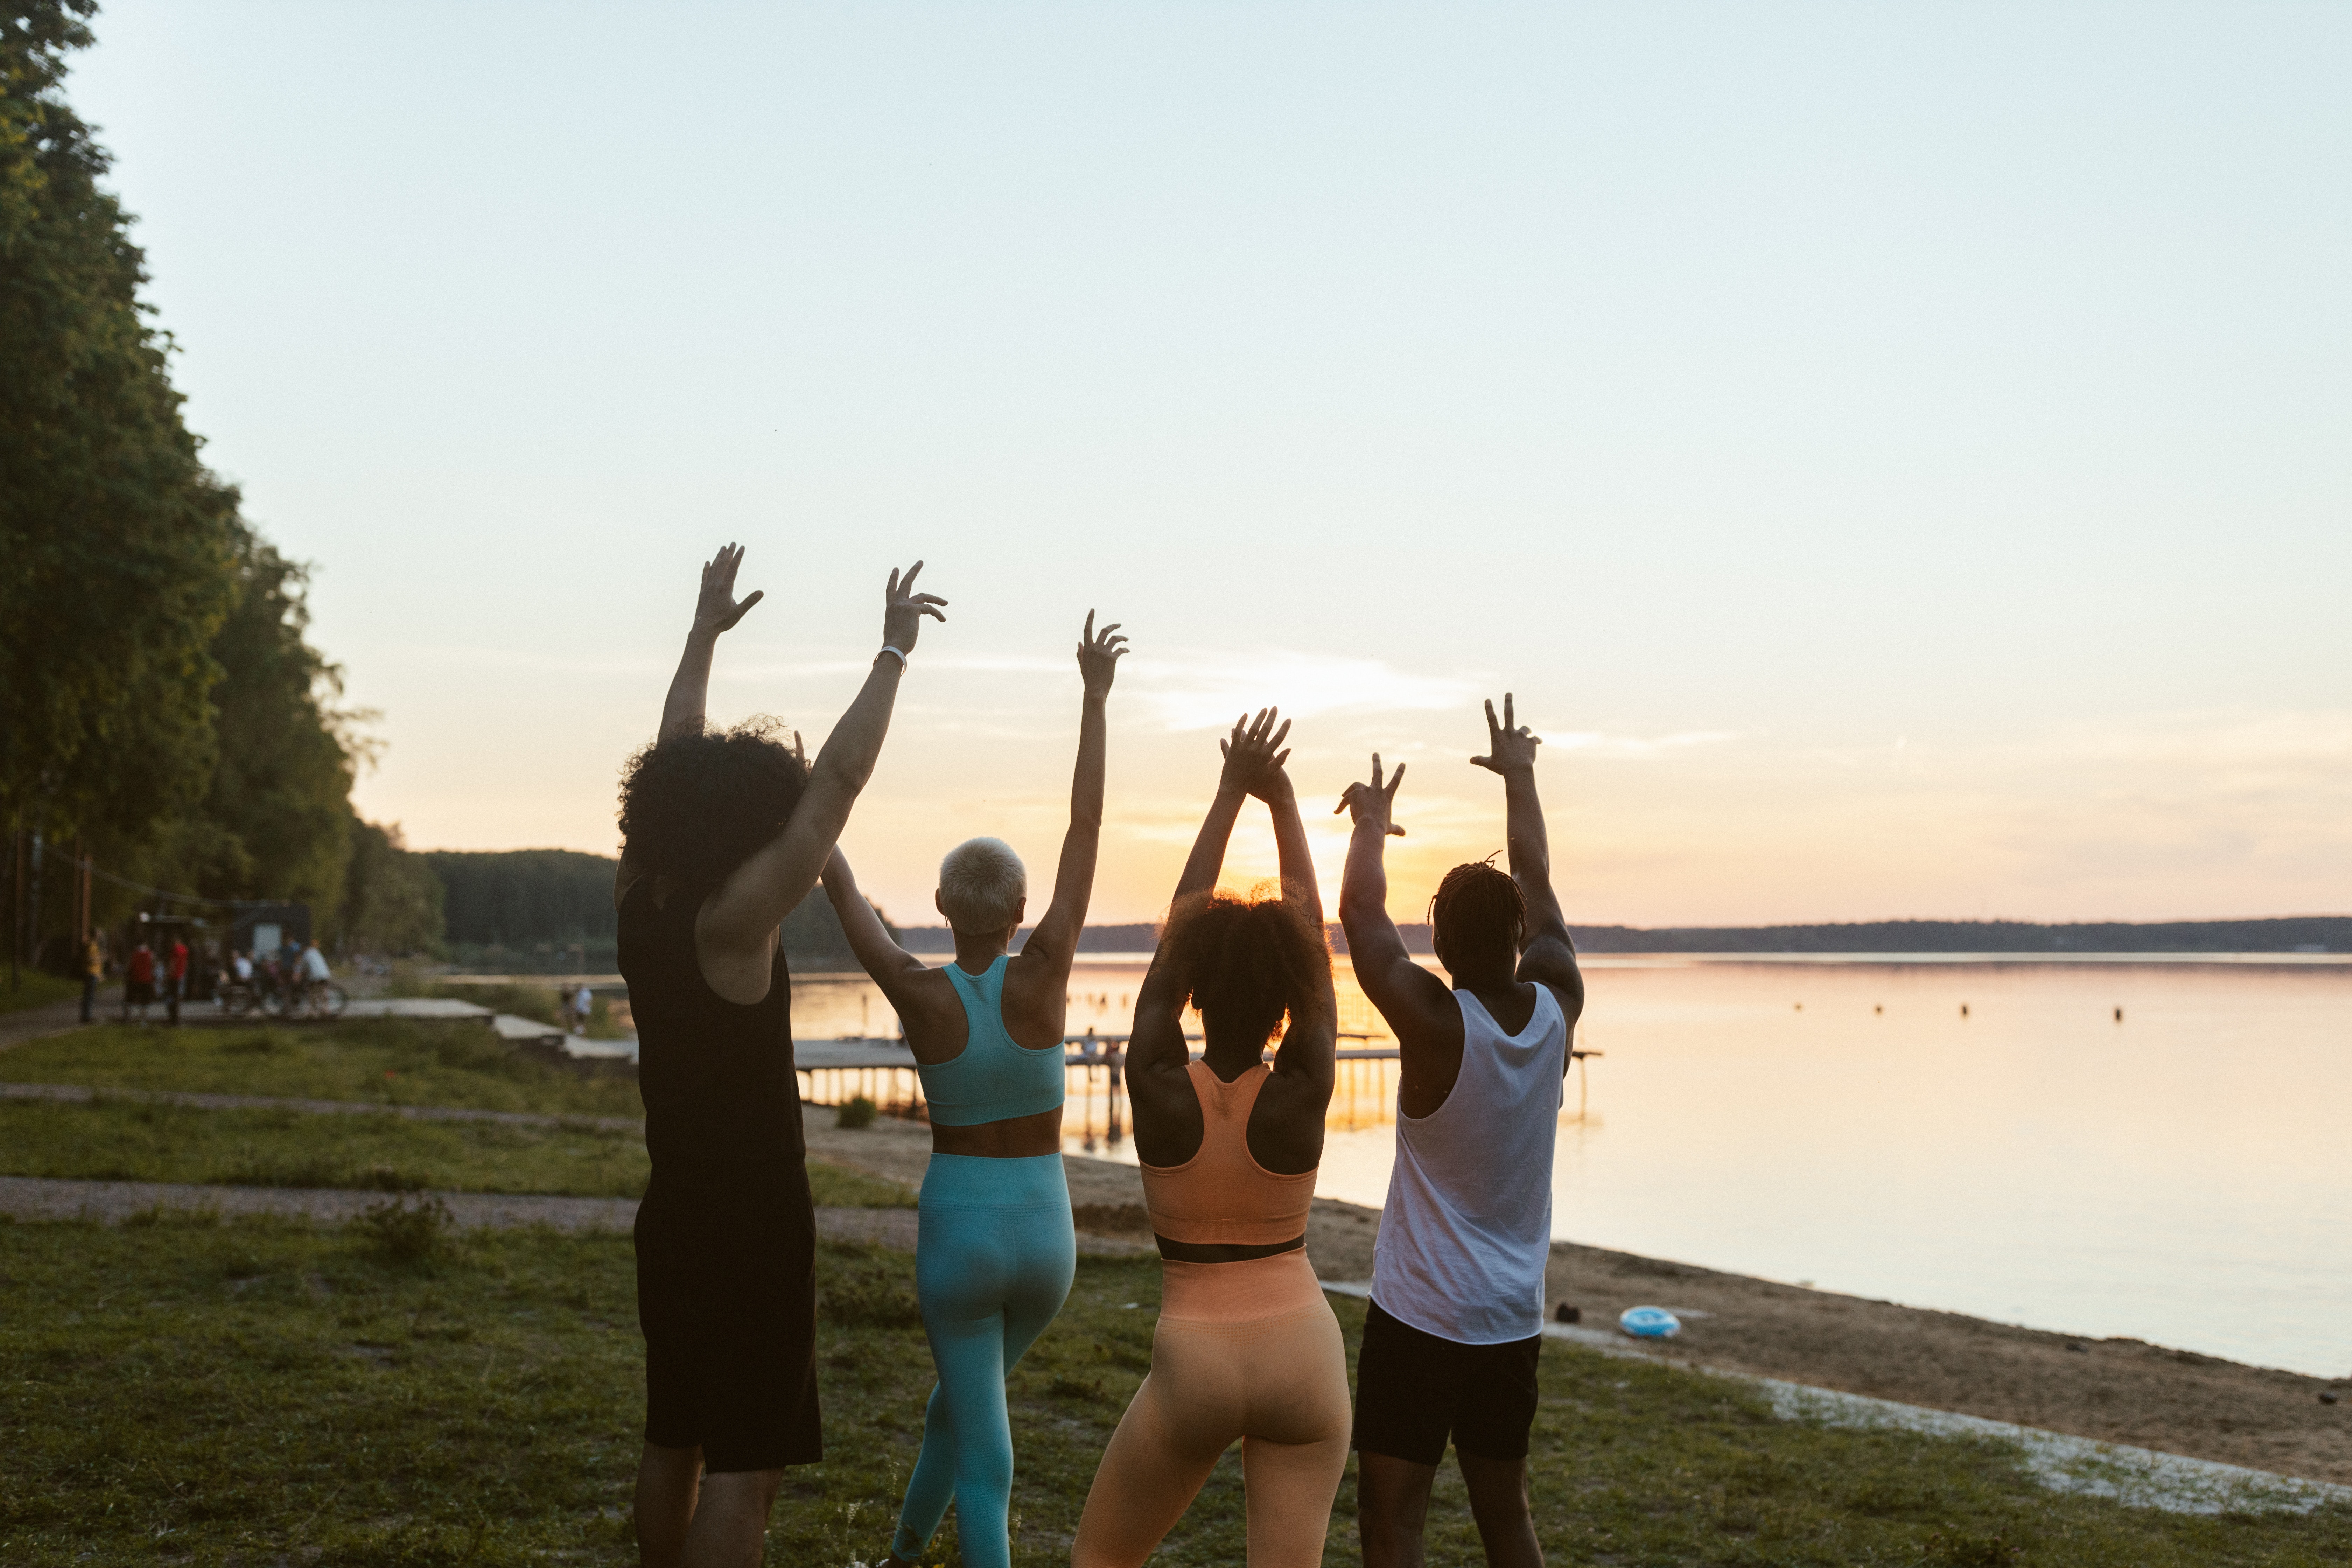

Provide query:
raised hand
left=1469, top=692, right=1542, bottom=776
left=1077, top=610, right=1128, bottom=699
left=882, top=561, right=949, bottom=656
left=1219, top=707, right=1295, bottom=803
left=694, top=542, right=764, bottom=635
left=1334, top=753, right=1408, bottom=836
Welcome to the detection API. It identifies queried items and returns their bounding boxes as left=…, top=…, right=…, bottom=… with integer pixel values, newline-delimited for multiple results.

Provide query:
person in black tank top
left=615, top=545, right=948, bottom=1568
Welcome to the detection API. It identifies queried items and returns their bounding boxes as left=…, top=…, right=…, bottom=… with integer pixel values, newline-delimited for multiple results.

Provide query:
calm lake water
left=786, top=954, right=2351, bottom=1379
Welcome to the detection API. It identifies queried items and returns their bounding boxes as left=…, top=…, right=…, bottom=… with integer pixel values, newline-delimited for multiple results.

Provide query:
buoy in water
left=1619, top=1306, right=1681, bottom=1339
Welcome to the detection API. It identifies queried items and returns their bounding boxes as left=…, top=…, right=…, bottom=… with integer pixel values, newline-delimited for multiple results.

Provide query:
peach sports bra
left=1139, top=1060, right=1316, bottom=1245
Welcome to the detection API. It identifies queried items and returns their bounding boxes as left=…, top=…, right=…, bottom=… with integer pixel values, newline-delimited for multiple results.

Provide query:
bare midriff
left=929, top=1105, right=1063, bottom=1158
left=1155, top=1233, right=1308, bottom=1264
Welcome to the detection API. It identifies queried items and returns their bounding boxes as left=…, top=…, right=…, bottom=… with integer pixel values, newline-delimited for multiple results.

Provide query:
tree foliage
left=2, top=3, right=426, bottom=965
left=340, top=820, right=445, bottom=957
left=0, top=0, right=238, bottom=844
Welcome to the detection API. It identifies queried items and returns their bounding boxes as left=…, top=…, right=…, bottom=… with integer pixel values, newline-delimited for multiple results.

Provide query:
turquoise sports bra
left=917, top=955, right=1067, bottom=1126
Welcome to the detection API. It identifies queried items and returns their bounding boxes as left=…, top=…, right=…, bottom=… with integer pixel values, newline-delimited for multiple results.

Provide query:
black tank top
left=618, top=877, right=802, bottom=1171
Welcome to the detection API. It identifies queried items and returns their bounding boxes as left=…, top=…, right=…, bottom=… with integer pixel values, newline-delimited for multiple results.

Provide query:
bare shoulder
left=999, top=947, right=1070, bottom=1049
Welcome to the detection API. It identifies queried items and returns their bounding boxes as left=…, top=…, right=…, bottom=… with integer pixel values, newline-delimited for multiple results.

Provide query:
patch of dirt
left=1297, top=1183, right=2351, bottom=1486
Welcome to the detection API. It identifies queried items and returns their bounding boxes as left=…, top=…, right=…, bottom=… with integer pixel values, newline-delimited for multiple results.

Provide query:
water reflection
left=786, top=953, right=2352, bottom=1376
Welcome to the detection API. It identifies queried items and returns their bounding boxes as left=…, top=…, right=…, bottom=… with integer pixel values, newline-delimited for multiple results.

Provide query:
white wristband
left=876, top=645, right=908, bottom=670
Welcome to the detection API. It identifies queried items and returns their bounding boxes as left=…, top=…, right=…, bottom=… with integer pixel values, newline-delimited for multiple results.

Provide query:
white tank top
left=1372, top=984, right=1567, bottom=1344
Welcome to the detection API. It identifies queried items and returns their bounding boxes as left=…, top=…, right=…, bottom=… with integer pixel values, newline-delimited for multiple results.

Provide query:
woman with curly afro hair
left=616, top=543, right=946, bottom=1568
left=1073, top=707, right=1349, bottom=1568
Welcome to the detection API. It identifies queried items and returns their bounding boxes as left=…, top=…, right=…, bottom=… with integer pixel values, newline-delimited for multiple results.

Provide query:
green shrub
left=354, top=1194, right=454, bottom=1264
left=819, top=1252, right=923, bottom=1329
left=835, top=1095, right=878, bottom=1129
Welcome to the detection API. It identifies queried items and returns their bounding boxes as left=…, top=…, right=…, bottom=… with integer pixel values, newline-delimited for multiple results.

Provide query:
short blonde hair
left=938, top=837, right=1027, bottom=932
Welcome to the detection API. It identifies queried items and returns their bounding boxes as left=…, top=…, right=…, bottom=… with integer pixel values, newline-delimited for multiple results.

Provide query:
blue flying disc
left=1619, top=1306, right=1681, bottom=1339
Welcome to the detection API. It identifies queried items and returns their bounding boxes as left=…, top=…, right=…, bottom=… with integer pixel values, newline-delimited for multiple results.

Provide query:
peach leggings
left=1073, top=1252, right=1351, bottom=1568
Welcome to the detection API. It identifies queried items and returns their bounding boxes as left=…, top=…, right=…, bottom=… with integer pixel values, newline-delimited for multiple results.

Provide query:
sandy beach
left=805, top=1107, right=2352, bottom=1488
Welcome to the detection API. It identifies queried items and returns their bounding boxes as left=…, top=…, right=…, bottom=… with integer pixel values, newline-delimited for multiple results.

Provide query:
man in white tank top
left=1338, top=693, right=1586, bottom=1568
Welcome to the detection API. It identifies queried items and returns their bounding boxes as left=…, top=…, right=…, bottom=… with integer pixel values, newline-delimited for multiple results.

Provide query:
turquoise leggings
left=892, top=1153, right=1077, bottom=1568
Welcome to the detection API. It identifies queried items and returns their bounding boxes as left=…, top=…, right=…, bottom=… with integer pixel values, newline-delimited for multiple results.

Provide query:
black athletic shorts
left=1351, top=1298, right=1542, bottom=1465
left=634, top=1161, right=822, bottom=1472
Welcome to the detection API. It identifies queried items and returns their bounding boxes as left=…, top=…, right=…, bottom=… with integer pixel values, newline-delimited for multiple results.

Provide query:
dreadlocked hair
left=1158, top=885, right=1332, bottom=1046
left=616, top=716, right=809, bottom=890
left=1430, top=855, right=1526, bottom=972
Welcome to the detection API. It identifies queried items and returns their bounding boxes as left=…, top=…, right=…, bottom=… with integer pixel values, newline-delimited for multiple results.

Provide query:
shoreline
left=804, top=1108, right=2352, bottom=1487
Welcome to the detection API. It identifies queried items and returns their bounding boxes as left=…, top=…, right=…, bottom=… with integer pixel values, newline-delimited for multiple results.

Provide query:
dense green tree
left=4, top=4, right=375, bottom=972
left=338, top=820, right=445, bottom=956
left=167, top=523, right=360, bottom=913
left=0, top=1, right=239, bottom=849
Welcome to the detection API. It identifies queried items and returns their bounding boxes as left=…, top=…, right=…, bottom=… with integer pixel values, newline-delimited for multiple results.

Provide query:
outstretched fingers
left=716, top=588, right=764, bottom=631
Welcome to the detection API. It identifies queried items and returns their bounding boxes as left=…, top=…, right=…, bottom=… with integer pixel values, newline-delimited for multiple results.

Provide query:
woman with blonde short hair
left=820, top=612, right=1128, bottom=1568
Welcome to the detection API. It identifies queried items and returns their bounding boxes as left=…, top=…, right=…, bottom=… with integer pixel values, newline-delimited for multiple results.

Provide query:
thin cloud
left=1542, top=729, right=1737, bottom=760
left=1129, top=649, right=1482, bottom=733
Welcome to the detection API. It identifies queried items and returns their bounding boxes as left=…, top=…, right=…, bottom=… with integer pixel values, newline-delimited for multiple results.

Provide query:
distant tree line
left=901, top=916, right=2347, bottom=957
left=1329, top=917, right=2351, bottom=957
left=420, top=849, right=898, bottom=969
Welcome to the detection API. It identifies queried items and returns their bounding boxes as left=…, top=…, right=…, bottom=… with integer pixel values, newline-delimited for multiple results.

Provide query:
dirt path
left=0, top=993, right=98, bottom=1054
left=0, top=1079, right=641, bottom=1132
left=0, top=1174, right=1151, bottom=1257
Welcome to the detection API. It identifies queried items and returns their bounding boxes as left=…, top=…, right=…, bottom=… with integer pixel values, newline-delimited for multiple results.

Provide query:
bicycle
left=288, top=978, right=348, bottom=1019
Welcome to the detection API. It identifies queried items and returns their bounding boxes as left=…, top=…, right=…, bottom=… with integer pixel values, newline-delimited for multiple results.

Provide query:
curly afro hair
left=1158, top=885, right=1332, bottom=1046
left=617, top=718, right=808, bottom=890
left=1430, top=854, right=1526, bottom=973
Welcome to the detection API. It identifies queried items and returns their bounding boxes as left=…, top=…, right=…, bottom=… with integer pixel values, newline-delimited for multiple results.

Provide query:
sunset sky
left=75, top=2, right=2348, bottom=927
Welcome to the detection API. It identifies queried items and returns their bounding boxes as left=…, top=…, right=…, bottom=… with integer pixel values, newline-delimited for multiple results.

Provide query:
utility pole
left=27, top=829, right=42, bottom=976
left=8, top=828, right=20, bottom=992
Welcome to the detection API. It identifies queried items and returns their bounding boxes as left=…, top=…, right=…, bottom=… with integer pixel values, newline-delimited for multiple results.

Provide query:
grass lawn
left=3, top=1219, right=2343, bottom=1568
left=1, top=971, right=80, bottom=1015
left=0, top=1096, right=911, bottom=1207
left=0, top=1020, right=646, bottom=1119
left=0, top=1020, right=913, bottom=1207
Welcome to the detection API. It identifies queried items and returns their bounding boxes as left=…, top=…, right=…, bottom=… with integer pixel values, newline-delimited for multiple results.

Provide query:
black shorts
left=1351, top=1298, right=1541, bottom=1465
left=635, top=1162, right=822, bottom=1472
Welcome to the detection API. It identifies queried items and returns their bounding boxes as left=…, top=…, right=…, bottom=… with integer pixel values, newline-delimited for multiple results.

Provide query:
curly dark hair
left=1430, top=855, right=1525, bottom=972
left=1158, top=887, right=1332, bottom=1046
left=617, top=718, right=809, bottom=890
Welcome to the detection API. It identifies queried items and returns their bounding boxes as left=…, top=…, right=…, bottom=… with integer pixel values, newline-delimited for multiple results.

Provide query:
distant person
left=125, top=940, right=155, bottom=1023
left=617, top=544, right=945, bottom=1568
left=818, top=610, right=1126, bottom=1568
left=299, top=939, right=331, bottom=1012
left=1074, top=708, right=1349, bottom=1568
left=167, top=936, right=190, bottom=1026
left=573, top=982, right=594, bottom=1036
left=1336, top=695, right=1586, bottom=1568
left=80, top=935, right=103, bottom=1023
left=232, top=948, right=254, bottom=986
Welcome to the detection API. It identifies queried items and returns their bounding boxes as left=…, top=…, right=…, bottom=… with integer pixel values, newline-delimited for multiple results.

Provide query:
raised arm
left=662, top=543, right=766, bottom=739
left=1012, top=614, right=1128, bottom=975
left=1125, top=712, right=1294, bottom=1129
left=617, top=544, right=766, bottom=907
left=1168, top=708, right=1291, bottom=908
left=1472, top=693, right=1585, bottom=1022
left=697, top=563, right=947, bottom=954
left=820, top=848, right=929, bottom=1008
left=1336, top=755, right=1457, bottom=1044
